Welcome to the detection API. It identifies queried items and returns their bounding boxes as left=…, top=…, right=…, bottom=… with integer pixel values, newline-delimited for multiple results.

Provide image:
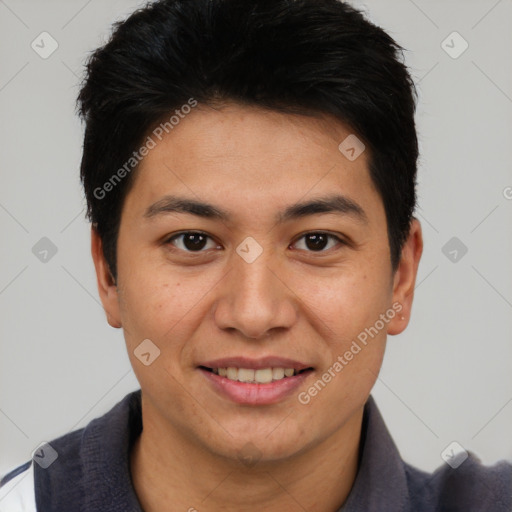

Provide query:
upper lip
left=199, top=356, right=312, bottom=371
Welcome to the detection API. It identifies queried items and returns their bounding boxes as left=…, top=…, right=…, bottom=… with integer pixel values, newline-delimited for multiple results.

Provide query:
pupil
left=306, top=233, right=327, bottom=251
left=184, top=233, right=207, bottom=251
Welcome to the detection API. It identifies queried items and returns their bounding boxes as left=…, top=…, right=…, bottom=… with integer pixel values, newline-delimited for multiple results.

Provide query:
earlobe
left=107, top=313, right=122, bottom=329
left=387, top=218, right=423, bottom=336
left=91, top=227, right=123, bottom=329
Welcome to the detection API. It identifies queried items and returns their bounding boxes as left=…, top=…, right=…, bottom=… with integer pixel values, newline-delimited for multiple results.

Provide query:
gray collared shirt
left=1, top=390, right=511, bottom=511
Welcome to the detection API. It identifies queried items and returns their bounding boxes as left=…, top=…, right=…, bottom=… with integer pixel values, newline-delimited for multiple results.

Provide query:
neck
left=131, top=401, right=363, bottom=512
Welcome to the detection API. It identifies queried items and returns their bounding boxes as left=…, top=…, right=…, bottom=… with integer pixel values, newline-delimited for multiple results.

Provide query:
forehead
left=123, top=103, right=382, bottom=225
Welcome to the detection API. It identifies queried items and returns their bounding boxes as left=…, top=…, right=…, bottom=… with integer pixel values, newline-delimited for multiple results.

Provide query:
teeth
left=213, top=367, right=300, bottom=383
left=255, top=368, right=273, bottom=383
left=272, top=368, right=284, bottom=380
left=238, top=368, right=254, bottom=383
left=227, top=367, right=238, bottom=380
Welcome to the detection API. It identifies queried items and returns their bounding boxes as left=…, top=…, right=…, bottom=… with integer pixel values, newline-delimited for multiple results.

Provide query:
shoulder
left=0, top=461, right=36, bottom=512
left=0, top=429, right=84, bottom=512
left=405, top=454, right=512, bottom=511
left=0, top=390, right=142, bottom=512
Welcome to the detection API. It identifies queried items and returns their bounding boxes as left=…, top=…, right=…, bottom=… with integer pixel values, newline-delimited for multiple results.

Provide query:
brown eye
left=167, top=232, right=218, bottom=252
left=292, top=232, right=343, bottom=252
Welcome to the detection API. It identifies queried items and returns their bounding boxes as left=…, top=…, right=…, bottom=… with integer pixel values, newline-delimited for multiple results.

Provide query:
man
left=1, top=0, right=510, bottom=510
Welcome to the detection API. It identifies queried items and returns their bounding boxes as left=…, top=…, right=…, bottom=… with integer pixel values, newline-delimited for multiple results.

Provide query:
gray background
left=1, top=0, right=511, bottom=476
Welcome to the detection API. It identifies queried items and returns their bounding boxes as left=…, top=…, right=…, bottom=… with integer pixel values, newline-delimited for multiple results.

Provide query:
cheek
left=120, top=280, right=187, bottom=337
left=294, top=270, right=389, bottom=431
left=119, top=278, right=197, bottom=394
left=291, top=260, right=391, bottom=337
left=289, top=254, right=391, bottom=389
left=117, top=262, right=225, bottom=359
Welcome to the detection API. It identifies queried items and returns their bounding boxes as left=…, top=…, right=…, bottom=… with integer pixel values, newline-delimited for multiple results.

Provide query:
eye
left=291, top=232, right=344, bottom=252
left=166, top=231, right=220, bottom=252
left=165, top=231, right=345, bottom=254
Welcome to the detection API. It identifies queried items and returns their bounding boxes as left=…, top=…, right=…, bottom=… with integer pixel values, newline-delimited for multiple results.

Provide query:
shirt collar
left=80, top=390, right=410, bottom=511
left=81, top=390, right=144, bottom=511
left=339, top=394, right=410, bottom=511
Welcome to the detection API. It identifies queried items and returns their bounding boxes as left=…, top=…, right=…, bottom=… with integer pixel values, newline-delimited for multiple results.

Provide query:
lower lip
left=199, top=368, right=313, bottom=405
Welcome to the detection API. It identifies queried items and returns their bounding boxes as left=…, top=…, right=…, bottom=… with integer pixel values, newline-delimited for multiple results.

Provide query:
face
left=92, top=103, right=422, bottom=463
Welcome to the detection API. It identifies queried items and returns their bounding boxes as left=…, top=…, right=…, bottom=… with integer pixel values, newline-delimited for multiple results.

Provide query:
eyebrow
left=144, top=194, right=368, bottom=224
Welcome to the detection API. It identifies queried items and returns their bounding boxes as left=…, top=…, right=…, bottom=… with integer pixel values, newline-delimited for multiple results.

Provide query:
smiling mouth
left=199, top=366, right=313, bottom=384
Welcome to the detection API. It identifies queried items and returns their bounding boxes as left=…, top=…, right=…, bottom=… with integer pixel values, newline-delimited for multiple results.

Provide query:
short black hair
left=78, top=0, right=418, bottom=281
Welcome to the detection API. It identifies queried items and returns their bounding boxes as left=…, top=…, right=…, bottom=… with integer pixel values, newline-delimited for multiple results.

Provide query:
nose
left=213, top=245, right=298, bottom=340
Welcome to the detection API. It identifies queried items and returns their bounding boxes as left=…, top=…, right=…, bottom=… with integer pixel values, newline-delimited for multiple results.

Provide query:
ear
left=387, top=218, right=423, bottom=335
left=91, top=226, right=122, bottom=329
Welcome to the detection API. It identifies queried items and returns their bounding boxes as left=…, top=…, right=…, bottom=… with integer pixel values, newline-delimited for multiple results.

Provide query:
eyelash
left=164, top=231, right=346, bottom=254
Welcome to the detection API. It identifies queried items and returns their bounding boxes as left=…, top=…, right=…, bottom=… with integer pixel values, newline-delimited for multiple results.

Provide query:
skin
left=91, top=103, right=423, bottom=512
